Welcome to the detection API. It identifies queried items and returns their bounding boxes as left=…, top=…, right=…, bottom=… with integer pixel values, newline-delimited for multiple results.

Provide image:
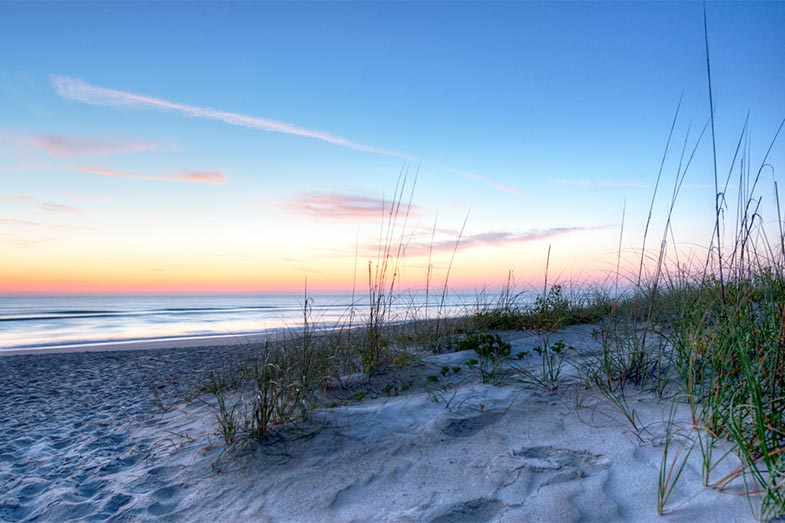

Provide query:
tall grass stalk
left=363, top=168, right=416, bottom=373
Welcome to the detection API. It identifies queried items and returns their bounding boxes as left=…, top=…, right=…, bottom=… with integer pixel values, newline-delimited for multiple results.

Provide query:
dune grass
left=199, top=122, right=785, bottom=515
left=199, top=17, right=784, bottom=519
left=201, top=231, right=784, bottom=517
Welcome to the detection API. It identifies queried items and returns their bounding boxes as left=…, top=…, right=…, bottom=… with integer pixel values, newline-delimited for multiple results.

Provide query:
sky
left=1, top=1, right=784, bottom=295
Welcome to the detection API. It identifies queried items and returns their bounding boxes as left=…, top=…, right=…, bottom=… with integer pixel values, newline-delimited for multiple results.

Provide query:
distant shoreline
left=0, top=293, right=481, bottom=356
left=0, top=331, right=286, bottom=356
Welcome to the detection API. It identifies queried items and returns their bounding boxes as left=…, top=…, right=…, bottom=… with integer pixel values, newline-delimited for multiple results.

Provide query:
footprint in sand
left=490, top=445, right=609, bottom=498
left=520, top=446, right=609, bottom=491
left=439, top=411, right=504, bottom=438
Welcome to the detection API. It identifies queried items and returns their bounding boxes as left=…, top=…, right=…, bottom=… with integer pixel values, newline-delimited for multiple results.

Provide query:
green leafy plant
left=458, top=332, right=512, bottom=383
left=516, top=338, right=572, bottom=392
left=534, top=338, right=569, bottom=389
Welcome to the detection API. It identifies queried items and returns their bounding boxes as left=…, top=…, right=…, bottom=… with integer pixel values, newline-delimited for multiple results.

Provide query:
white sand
left=0, top=325, right=762, bottom=522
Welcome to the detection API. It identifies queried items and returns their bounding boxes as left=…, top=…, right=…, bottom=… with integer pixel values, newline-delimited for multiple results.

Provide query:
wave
left=0, top=302, right=372, bottom=323
left=0, top=306, right=282, bottom=322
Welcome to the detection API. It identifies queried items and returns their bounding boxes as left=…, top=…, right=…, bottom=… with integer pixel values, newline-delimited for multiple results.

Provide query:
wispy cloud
left=75, top=166, right=166, bottom=181
left=52, top=75, right=403, bottom=158
left=178, top=170, right=227, bottom=185
left=1, top=196, right=85, bottom=215
left=39, top=202, right=83, bottom=214
left=405, top=225, right=614, bottom=256
left=2, top=233, right=56, bottom=248
left=455, top=171, right=524, bottom=196
left=0, top=217, right=94, bottom=232
left=288, top=192, right=422, bottom=220
left=0, top=218, right=40, bottom=226
left=24, top=134, right=158, bottom=158
left=0, top=195, right=36, bottom=202
left=75, top=166, right=227, bottom=185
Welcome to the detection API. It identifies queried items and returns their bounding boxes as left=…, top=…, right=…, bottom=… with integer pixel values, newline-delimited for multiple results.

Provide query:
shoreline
left=0, top=314, right=470, bottom=356
left=0, top=331, right=280, bottom=357
left=0, top=293, right=483, bottom=357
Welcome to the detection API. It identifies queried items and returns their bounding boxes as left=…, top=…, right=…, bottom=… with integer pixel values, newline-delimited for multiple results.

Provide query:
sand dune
left=0, top=325, right=760, bottom=521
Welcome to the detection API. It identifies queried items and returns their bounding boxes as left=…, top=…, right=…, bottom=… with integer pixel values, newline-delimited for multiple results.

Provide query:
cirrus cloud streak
left=52, top=75, right=403, bottom=158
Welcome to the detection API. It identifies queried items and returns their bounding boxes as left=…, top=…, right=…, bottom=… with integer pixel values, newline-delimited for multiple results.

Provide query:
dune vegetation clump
left=201, top=27, right=785, bottom=518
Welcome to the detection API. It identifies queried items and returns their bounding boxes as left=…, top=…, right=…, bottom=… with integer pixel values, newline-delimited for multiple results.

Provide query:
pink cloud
left=0, top=195, right=35, bottom=202
left=52, top=75, right=404, bottom=158
left=74, top=166, right=165, bottom=181
left=178, top=170, right=227, bottom=185
left=405, top=225, right=615, bottom=256
left=25, top=134, right=157, bottom=158
left=0, top=218, right=40, bottom=226
left=39, top=202, right=83, bottom=214
left=289, top=193, right=421, bottom=220
left=75, top=166, right=227, bottom=185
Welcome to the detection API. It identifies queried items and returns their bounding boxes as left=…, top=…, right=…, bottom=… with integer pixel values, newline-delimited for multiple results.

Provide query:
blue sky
left=1, top=2, right=783, bottom=294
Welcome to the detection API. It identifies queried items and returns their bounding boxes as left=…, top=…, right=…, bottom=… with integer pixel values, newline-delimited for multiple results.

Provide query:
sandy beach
left=3, top=1, right=781, bottom=521
left=0, top=324, right=761, bottom=522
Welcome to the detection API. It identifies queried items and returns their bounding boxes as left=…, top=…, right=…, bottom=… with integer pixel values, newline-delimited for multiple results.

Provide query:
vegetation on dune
left=199, top=13, right=785, bottom=520
left=202, top=240, right=785, bottom=518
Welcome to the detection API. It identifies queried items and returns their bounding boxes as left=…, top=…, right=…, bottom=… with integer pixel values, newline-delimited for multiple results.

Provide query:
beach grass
left=200, top=232, right=784, bottom=517
left=199, top=29, right=785, bottom=520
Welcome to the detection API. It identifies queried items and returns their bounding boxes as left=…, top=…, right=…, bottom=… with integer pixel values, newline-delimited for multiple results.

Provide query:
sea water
left=0, top=293, right=481, bottom=351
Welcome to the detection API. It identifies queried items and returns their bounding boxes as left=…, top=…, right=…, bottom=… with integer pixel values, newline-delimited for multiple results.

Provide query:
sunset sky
left=1, top=2, right=784, bottom=295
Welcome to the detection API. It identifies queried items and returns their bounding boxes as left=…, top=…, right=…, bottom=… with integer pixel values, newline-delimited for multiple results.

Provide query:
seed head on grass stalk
left=363, top=167, right=417, bottom=374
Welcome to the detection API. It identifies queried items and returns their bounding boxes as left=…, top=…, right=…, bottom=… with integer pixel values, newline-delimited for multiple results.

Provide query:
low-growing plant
left=535, top=338, right=570, bottom=388
left=458, top=332, right=512, bottom=383
left=470, top=272, right=527, bottom=330
left=516, top=337, right=572, bottom=392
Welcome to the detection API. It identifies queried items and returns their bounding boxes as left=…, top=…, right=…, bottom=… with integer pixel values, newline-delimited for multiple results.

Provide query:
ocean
left=0, top=293, right=480, bottom=351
